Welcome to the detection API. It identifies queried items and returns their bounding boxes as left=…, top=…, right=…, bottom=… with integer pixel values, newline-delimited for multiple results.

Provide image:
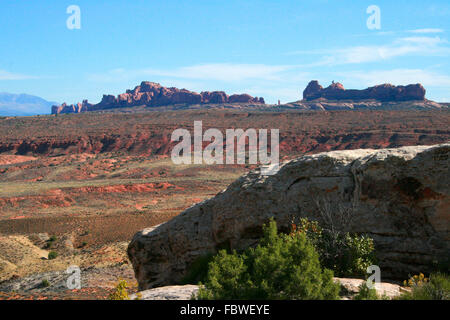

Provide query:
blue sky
left=1, top=0, right=449, bottom=105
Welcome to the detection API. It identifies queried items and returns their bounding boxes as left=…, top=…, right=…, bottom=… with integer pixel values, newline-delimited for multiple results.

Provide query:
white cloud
left=287, top=36, right=449, bottom=65
left=407, top=28, right=444, bottom=34
left=172, top=64, right=292, bottom=81
left=337, top=69, right=450, bottom=88
left=399, top=36, right=446, bottom=45
left=328, top=36, right=448, bottom=64
left=0, top=70, right=36, bottom=80
left=88, top=63, right=294, bottom=83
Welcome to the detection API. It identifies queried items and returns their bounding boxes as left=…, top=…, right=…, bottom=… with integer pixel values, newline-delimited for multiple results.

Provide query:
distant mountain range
left=0, top=93, right=58, bottom=116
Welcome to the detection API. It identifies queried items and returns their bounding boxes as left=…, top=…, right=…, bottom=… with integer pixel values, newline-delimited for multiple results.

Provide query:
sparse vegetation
left=47, top=251, right=58, bottom=260
left=108, top=279, right=129, bottom=300
left=44, top=235, right=58, bottom=249
left=41, top=279, right=51, bottom=288
left=294, top=217, right=376, bottom=277
left=399, top=273, right=450, bottom=300
left=353, top=282, right=380, bottom=300
left=195, top=219, right=340, bottom=300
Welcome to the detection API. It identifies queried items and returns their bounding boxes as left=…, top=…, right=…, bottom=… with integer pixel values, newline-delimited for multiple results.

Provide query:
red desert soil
left=0, top=155, right=36, bottom=165
left=0, top=108, right=449, bottom=299
left=0, top=109, right=449, bottom=156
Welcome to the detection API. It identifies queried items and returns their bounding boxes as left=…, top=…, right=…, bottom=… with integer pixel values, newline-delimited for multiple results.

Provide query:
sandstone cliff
left=128, top=143, right=449, bottom=289
left=52, top=82, right=265, bottom=114
left=303, top=80, right=426, bottom=101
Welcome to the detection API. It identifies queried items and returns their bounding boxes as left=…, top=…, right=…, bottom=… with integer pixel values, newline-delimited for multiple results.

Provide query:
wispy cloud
left=407, top=28, right=444, bottom=34
left=336, top=69, right=450, bottom=88
left=287, top=36, right=449, bottom=65
left=0, top=70, right=37, bottom=80
left=88, top=63, right=294, bottom=83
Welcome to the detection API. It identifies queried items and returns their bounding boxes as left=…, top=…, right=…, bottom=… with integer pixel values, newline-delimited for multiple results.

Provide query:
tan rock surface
left=130, top=285, right=199, bottom=300
left=128, top=143, right=449, bottom=290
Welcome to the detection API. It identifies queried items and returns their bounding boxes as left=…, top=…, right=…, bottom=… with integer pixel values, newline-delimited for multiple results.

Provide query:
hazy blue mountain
left=0, top=93, right=58, bottom=116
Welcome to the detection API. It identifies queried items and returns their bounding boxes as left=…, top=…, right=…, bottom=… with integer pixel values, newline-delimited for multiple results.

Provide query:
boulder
left=128, top=143, right=449, bottom=290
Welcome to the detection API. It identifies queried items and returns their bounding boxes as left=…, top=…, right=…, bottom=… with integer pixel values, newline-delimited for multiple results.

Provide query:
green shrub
left=353, top=282, right=379, bottom=300
left=41, top=279, right=51, bottom=288
left=400, top=273, right=449, bottom=300
left=195, top=219, right=340, bottom=300
left=295, top=218, right=375, bottom=277
left=108, top=279, right=129, bottom=300
left=48, top=251, right=58, bottom=260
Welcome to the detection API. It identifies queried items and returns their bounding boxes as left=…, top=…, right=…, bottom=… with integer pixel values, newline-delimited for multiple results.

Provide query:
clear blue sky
left=1, top=0, right=449, bottom=105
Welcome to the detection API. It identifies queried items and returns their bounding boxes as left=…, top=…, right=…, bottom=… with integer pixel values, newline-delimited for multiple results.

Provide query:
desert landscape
left=0, top=80, right=449, bottom=299
left=1, top=1, right=449, bottom=305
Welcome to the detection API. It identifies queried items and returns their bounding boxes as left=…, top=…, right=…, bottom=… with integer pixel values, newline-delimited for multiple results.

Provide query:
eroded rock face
left=51, top=100, right=93, bottom=114
left=52, top=82, right=265, bottom=114
left=128, top=143, right=449, bottom=290
left=229, top=94, right=261, bottom=104
left=303, top=81, right=426, bottom=101
left=201, top=91, right=229, bottom=104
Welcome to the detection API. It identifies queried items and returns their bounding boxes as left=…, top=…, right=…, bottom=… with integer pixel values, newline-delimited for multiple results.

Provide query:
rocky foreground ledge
left=129, top=279, right=405, bottom=300
left=128, top=143, right=449, bottom=290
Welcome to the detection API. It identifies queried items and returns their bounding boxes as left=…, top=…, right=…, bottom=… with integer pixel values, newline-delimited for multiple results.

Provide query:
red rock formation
left=303, top=81, right=426, bottom=101
left=229, top=94, right=261, bottom=103
left=51, top=100, right=93, bottom=114
left=52, top=82, right=265, bottom=114
left=201, top=91, right=229, bottom=104
left=302, top=80, right=323, bottom=100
